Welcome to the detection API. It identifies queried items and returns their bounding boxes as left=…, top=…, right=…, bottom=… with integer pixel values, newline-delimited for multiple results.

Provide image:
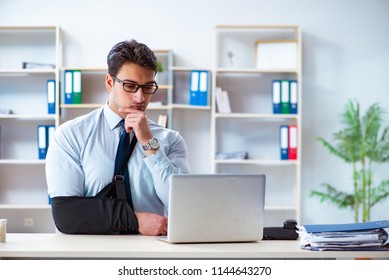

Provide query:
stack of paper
left=298, top=220, right=389, bottom=251
left=215, top=151, right=248, bottom=160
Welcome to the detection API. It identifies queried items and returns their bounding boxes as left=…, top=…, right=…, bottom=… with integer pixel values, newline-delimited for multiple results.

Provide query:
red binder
left=288, top=125, right=297, bottom=160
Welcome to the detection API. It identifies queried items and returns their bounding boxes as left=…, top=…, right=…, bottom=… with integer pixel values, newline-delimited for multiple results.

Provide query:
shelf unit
left=0, top=26, right=62, bottom=232
left=210, top=25, right=302, bottom=226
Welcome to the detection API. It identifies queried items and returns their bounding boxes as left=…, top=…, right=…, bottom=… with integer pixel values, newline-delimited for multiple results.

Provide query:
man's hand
left=135, top=211, right=168, bottom=236
left=118, top=107, right=152, bottom=146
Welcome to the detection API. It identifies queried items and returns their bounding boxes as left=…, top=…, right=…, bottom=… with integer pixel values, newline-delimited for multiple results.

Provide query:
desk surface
left=1, top=234, right=388, bottom=259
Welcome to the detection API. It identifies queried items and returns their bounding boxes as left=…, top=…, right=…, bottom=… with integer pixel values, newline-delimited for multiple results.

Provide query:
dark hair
left=107, top=39, right=157, bottom=77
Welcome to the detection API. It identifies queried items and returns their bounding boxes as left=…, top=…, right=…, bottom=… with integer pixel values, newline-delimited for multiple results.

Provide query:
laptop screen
left=163, top=174, right=266, bottom=243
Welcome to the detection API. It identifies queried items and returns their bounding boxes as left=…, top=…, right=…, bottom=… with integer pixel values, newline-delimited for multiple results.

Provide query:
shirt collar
left=103, top=103, right=122, bottom=130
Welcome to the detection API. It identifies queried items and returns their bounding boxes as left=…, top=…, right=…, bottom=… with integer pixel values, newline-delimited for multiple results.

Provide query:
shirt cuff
left=143, top=148, right=170, bottom=171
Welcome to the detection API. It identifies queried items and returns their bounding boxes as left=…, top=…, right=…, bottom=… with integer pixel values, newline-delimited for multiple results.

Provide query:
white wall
left=1, top=0, right=388, bottom=225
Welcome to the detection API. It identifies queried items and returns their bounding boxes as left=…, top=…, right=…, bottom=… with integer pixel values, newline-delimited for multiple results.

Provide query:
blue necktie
left=114, top=120, right=133, bottom=208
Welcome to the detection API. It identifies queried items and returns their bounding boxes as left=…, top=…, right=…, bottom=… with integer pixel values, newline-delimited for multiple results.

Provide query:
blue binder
left=47, top=80, right=56, bottom=114
left=47, top=125, right=55, bottom=148
left=280, top=125, right=289, bottom=160
left=304, top=220, right=389, bottom=233
left=37, top=125, right=47, bottom=159
left=272, top=80, right=281, bottom=114
left=189, top=70, right=199, bottom=105
left=64, top=70, right=73, bottom=104
left=289, top=80, right=298, bottom=114
left=198, top=71, right=209, bottom=106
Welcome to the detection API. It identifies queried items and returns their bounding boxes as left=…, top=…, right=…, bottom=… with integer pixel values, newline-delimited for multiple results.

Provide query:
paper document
left=298, top=220, right=389, bottom=251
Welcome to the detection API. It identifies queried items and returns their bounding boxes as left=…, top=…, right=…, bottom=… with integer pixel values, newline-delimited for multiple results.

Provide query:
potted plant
left=311, top=99, right=389, bottom=222
left=155, top=60, right=164, bottom=84
left=157, top=60, right=164, bottom=73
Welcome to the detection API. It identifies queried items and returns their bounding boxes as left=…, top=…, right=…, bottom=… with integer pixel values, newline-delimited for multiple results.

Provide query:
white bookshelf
left=211, top=25, right=302, bottom=226
left=0, top=26, right=61, bottom=233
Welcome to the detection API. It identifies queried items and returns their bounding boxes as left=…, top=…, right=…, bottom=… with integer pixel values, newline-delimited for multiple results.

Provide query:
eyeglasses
left=112, top=75, right=158, bottom=94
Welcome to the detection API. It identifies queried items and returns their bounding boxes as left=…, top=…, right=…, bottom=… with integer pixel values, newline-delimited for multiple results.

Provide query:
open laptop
left=159, top=174, right=266, bottom=243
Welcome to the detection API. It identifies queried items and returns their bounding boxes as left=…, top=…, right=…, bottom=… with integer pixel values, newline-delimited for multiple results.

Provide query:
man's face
left=106, top=62, right=156, bottom=118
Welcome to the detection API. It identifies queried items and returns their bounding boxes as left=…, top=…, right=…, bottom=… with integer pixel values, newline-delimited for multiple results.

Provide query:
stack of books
left=215, top=87, right=231, bottom=113
left=298, top=220, right=389, bottom=251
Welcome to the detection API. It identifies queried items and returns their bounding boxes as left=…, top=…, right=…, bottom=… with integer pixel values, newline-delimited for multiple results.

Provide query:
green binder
left=72, top=70, right=82, bottom=104
left=281, top=80, right=290, bottom=114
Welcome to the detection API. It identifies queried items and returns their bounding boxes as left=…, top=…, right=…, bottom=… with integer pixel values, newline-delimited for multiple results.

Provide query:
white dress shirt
left=46, top=104, right=191, bottom=216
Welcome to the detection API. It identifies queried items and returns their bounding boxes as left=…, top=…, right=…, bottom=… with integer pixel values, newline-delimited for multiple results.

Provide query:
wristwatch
left=142, top=137, right=160, bottom=151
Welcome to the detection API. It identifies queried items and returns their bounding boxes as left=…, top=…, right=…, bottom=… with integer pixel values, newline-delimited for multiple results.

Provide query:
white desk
left=1, top=233, right=388, bottom=259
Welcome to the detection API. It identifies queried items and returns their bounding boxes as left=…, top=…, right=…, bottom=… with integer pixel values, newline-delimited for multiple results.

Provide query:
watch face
left=150, top=138, right=159, bottom=149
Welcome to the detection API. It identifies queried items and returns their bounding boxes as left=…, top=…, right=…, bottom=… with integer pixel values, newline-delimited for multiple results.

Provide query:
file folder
left=37, top=125, right=47, bottom=159
left=299, top=220, right=389, bottom=251
left=279, top=125, right=289, bottom=160
left=288, top=125, right=297, bottom=160
left=47, top=125, right=55, bottom=148
left=189, top=70, right=199, bottom=105
left=64, top=70, right=73, bottom=104
left=272, top=80, right=281, bottom=114
left=281, top=80, right=290, bottom=114
left=157, top=114, right=168, bottom=128
left=304, top=220, right=389, bottom=234
left=72, top=70, right=82, bottom=104
left=289, top=80, right=298, bottom=114
left=46, top=79, right=56, bottom=114
left=198, top=71, right=209, bottom=106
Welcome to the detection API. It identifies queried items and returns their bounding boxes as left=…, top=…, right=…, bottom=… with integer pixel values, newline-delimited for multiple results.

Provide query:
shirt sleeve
left=46, top=124, right=85, bottom=197
left=143, top=133, right=191, bottom=207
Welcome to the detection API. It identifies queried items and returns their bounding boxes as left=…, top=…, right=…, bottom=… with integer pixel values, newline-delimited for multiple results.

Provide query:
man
left=46, top=40, right=190, bottom=235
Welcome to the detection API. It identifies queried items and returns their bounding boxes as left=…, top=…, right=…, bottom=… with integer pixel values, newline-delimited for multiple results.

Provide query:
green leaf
left=310, top=183, right=355, bottom=209
left=369, top=180, right=389, bottom=207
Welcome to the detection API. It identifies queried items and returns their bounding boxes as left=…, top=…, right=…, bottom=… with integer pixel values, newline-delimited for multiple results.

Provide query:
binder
left=157, top=114, right=168, bottom=128
left=47, top=125, right=56, bottom=148
left=281, top=80, right=290, bottom=114
left=64, top=70, right=73, bottom=104
left=279, top=125, right=289, bottom=160
left=46, top=79, right=56, bottom=114
left=189, top=70, right=199, bottom=105
left=72, top=70, right=82, bottom=104
left=198, top=71, right=209, bottom=106
left=272, top=80, right=281, bottom=114
left=37, top=125, right=47, bottom=159
left=289, top=80, right=298, bottom=114
left=299, top=220, right=389, bottom=251
left=288, top=125, right=297, bottom=160
left=304, top=220, right=389, bottom=233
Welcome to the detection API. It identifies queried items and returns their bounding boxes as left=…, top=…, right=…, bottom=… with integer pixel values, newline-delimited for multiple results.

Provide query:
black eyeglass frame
left=111, top=75, right=159, bottom=94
